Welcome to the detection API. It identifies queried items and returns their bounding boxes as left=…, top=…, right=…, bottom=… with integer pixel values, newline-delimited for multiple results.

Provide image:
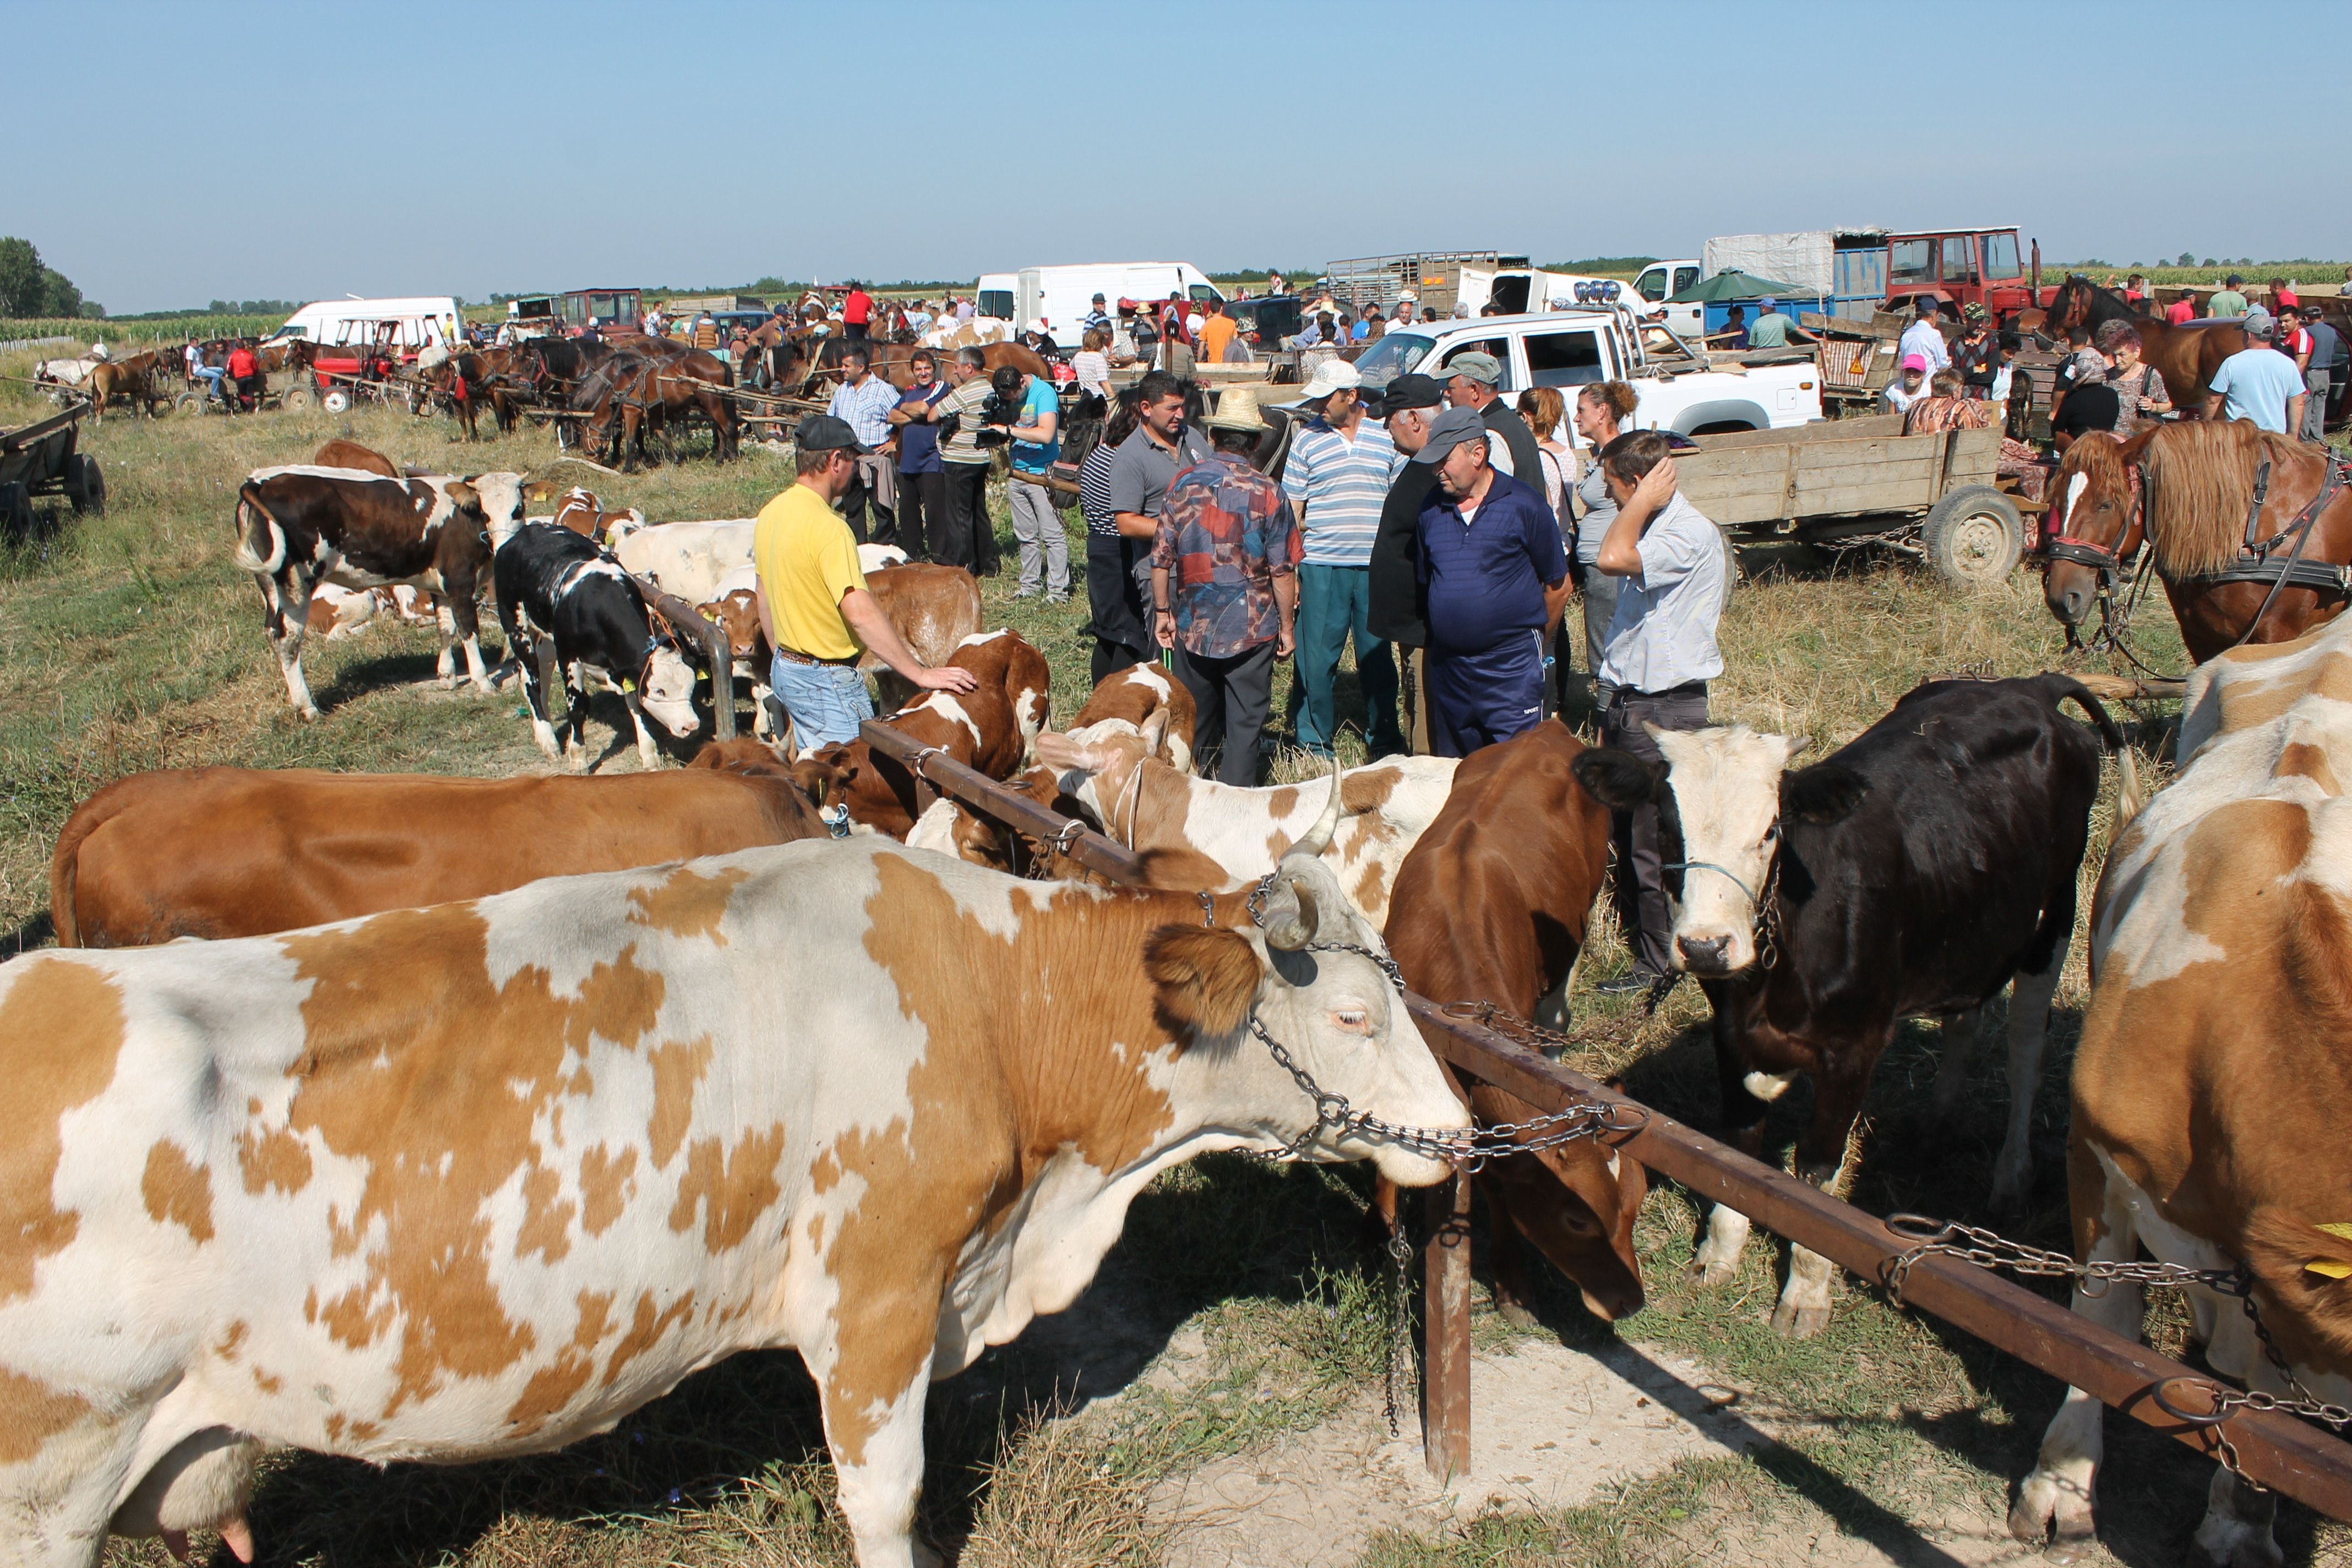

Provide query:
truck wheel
left=322, top=388, right=352, bottom=415
left=1922, top=486, right=2024, bottom=589
left=66, top=456, right=105, bottom=515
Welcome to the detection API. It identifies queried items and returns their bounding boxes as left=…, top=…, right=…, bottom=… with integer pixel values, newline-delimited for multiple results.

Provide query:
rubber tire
left=177, top=392, right=205, bottom=416
left=321, top=389, right=352, bottom=415
left=282, top=386, right=316, bottom=412
left=66, top=456, right=105, bottom=515
left=1921, top=485, right=2024, bottom=589
left=0, top=482, right=31, bottom=538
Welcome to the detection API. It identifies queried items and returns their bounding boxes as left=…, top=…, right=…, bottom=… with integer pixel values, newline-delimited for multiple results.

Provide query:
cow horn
left=1286, top=757, right=1345, bottom=862
left=1259, top=870, right=1321, bottom=952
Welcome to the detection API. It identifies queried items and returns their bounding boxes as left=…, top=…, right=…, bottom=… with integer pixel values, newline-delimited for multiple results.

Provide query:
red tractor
left=1880, top=227, right=2058, bottom=324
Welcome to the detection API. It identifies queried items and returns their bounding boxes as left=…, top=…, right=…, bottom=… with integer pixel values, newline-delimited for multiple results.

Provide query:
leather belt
left=772, top=645, right=861, bottom=667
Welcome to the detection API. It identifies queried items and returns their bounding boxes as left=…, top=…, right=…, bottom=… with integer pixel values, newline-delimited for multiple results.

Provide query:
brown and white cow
left=1031, top=718, right=1457, bottom=932
left=48, top=744, right=854, bottom=947
left=1382, top=719, right=1645, bottom=1324
left=233, top=465, right=530, bottom=717
left=0, top=825, right=1463, bottom=1567
left=548, top=486, right=644, bottom=541
left=815, top=631, right=1051, bottom=839
left=2012, top=623, right=2352, bottom=1566
left=1067, top=662, right=1197, bottom=774
left=860, top=563, right=984, bottom=716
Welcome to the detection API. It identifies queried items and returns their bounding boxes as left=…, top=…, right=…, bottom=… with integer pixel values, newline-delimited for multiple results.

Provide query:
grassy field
left=4, top=358, right=2345, bottom=1567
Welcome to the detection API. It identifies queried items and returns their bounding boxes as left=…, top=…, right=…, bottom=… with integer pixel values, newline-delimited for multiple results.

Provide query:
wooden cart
left=0, top=397, right=104, bottom=534
left=1674, top=413, right=2024, bottom=587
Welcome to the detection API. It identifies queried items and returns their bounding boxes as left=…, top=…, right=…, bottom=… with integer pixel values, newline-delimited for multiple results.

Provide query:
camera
left=972, top=388, right=1022, bottom=447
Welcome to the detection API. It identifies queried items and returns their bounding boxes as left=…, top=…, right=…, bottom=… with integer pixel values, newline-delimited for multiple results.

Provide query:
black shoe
left=1593, top=972, right=1659, bottom=998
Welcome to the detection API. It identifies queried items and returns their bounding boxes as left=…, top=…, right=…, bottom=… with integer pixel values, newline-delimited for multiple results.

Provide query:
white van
left=264, top=297, right=464, bottom=352
left=974, top=263, right=1224, bottom=337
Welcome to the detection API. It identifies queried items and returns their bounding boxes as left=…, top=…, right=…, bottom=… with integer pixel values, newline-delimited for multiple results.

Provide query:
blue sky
left=7, top=0, right=2345, bottom=314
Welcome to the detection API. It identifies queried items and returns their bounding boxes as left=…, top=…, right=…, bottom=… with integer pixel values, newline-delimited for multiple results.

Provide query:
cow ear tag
left=2309, top=1221, right=2352, bottom=1278
left=622, top=678, right=636, bottom=693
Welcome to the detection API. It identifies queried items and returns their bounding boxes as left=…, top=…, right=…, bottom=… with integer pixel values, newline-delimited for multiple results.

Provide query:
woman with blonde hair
left=1515, top=386, right=1572, bottom=519
left=1571, top=380, right=1642, bottom=682
left=1072, top=327, right=1113, bottom=402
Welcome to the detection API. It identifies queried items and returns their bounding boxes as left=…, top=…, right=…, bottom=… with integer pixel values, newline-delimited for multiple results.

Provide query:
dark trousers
left=939, top=461, right=992, bottom=571
left=1174, top=640, right=1276, bottom=786
left=1425, top=632, right=1546, bottom=758
left=896, top=469, right=942, bottom=562
left=845, top=322, right=869, bottom=340
left=1600, top=683, right=1711, bottom=978
left=839, top=455, right=895, bottom=545
left=1085, top=533, right=1152, bottom=684
left=1293, top=563, right=1403, bottom=756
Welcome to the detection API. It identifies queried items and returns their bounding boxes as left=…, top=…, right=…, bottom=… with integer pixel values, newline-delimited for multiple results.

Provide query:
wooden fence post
left=1423, top=1170, right=1473, bottom=1479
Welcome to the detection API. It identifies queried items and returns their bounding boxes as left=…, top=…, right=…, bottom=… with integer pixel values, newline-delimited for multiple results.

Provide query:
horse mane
left=2140, top=420, right=2309, bottom=578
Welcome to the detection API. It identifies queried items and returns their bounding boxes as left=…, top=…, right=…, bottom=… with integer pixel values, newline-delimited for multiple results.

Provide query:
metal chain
left=1882, top=1215, right=2352, bottom=1480
left=1385, top=1224, right=1414, bottom=1438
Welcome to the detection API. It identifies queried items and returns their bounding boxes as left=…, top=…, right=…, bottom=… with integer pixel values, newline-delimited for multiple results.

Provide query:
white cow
left=0, top=816, right=1462, bottom=1568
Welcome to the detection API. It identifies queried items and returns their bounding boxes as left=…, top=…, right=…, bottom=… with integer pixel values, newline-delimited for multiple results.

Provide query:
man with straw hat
left=1282, top=357, right=1404, bottom=758
left=1151, top=385, right=1299, bottom=785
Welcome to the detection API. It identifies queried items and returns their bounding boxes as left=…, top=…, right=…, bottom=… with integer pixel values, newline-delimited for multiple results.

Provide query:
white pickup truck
left=1347, top=306, right=1821, bottom=442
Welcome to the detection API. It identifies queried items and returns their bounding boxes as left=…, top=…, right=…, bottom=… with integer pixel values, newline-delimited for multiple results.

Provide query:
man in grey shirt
left=1590, top=429, right=1727, bottom=993
left=1108, top=371, right=1211, bottom=632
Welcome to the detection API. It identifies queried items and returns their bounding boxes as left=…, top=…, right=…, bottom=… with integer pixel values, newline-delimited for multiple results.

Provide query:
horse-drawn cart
left=1677, top=413, right=2025, bottom=587
left=0, top=397, right=105, bottom=533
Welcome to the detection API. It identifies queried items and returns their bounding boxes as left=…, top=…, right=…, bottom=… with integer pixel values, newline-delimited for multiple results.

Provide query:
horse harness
left=2052, top=445, right=2351, bottom=660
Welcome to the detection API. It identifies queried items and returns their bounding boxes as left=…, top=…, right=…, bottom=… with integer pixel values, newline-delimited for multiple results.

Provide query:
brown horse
left=2041, top=276, right=2247, bottom=415
left=86, top=352, right=167, bottom=421
left=2041, top=423, right=2352, bottom=663
left=775, top=336, right=1052, bottom=396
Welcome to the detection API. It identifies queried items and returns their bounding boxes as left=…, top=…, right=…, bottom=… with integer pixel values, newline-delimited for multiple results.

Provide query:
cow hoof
left=1770, top=1297, right=1831, bottom=1338
left=1689, top=1257, right=1739, bottom=1290
left=437, top=674, right=459, bottom=691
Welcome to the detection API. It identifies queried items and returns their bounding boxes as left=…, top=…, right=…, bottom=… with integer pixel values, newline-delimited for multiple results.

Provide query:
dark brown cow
left=48, top=745, right=854, bottom=947
left=1379, top=720, right=1645, bottom=1324
left=232, top=465, right=531, bottom=717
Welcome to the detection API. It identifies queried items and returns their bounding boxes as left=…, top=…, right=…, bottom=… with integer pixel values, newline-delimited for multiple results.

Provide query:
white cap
left=1398, top=289, right=1418, bottom=303
left=1299, top=357, right=1363, bottom=402
left=1027, top=318, right=1048, bottom=333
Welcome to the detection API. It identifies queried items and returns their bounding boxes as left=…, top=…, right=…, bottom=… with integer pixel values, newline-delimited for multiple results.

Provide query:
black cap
left=1374, top=373, right=1444, bottom=416
left=793, top=413, right=869, bottom=454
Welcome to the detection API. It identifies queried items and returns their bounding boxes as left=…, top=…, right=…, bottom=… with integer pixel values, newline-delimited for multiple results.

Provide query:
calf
left=233, top=465, right=530, bottom=717
left=2011, top=623, right=2352, bottom=1565
left=695, top=582, right=776, bottom=738
left=493, top=522, right=701, bottom=769
left=549, top=485, right=644, bottom=541
left=1032, top=717, right=1457, bottom=932
left=302, top=582, right=387, bottom=639
left=0, top=833, right=1461, bottom=1568
left=815, top=630, right=1050, bottom=838
left=1068, top=662, right=1197, bottom=774
left=50, top=747, right=854, bottom=946
left=1382, top=721, right=1643, bottom=1324
left=1574, top=675, right=2136, bottom=1336
left=310, top=439, right=399, bottom=477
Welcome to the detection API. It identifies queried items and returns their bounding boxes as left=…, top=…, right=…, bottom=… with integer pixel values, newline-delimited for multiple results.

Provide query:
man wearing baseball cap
left=1439, top=351, right=1542, bottom=496
left=1282, top=357, right=1404, bottom=758
left=1368, top=373, right=1446, bottom=751
left=2203, top=308, right=2306, bottom=433
left=1411, top=405, right=1569, bottom=756
left=753, top=414, right=977, bottom=751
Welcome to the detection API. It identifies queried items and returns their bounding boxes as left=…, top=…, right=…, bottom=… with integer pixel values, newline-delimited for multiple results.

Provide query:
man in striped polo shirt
left=1280, top=358, right=1405, bottom=758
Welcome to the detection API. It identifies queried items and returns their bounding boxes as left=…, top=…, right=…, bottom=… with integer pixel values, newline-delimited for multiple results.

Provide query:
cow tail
left=232, top=482, right=286, bottom=575
left=47, top=786, right=130, bottom=948
left=2040, top=673, right=2146, bottom=836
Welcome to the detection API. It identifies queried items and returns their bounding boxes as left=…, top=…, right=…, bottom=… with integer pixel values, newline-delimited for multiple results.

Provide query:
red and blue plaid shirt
left=1150, top=452, right=1299, bottom=657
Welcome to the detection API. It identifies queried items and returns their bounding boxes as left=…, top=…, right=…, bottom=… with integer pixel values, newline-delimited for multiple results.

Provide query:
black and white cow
left=493, top=522, right=701, bottom=769
left=1573, top=675, right=2136, bottom=1336
left=232, top=465, right=530, bottom=717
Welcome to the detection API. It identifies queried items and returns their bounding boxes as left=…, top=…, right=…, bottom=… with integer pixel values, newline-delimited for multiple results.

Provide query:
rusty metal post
left=1422, top=1171, right=1473, bottom=1480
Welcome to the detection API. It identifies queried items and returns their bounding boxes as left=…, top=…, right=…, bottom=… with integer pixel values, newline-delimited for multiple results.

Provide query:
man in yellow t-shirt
left=754, top=415, right=976, bottom=751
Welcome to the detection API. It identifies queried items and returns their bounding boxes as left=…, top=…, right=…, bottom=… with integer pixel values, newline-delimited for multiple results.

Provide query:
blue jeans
left=1293, top=563, right=1402, bottom=755
left=769, top=655, right=874, bottom=752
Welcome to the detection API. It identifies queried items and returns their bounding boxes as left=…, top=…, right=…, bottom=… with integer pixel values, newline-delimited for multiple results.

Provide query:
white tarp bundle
left=1702, top=229, right=1885, bottom=295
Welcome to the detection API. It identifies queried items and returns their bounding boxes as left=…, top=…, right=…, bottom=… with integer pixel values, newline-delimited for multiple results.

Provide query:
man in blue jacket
left=1412, top=406, right=1570, bottom=756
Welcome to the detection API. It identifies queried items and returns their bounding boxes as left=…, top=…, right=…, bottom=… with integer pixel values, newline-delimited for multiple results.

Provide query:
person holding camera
left=925, top=347, right=998, bottom=574
left=994, top=364, right=1068, bottom=601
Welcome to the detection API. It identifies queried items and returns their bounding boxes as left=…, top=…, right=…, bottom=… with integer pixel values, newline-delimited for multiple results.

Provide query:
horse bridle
left=2045, top=461, right=2153, bottom=660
